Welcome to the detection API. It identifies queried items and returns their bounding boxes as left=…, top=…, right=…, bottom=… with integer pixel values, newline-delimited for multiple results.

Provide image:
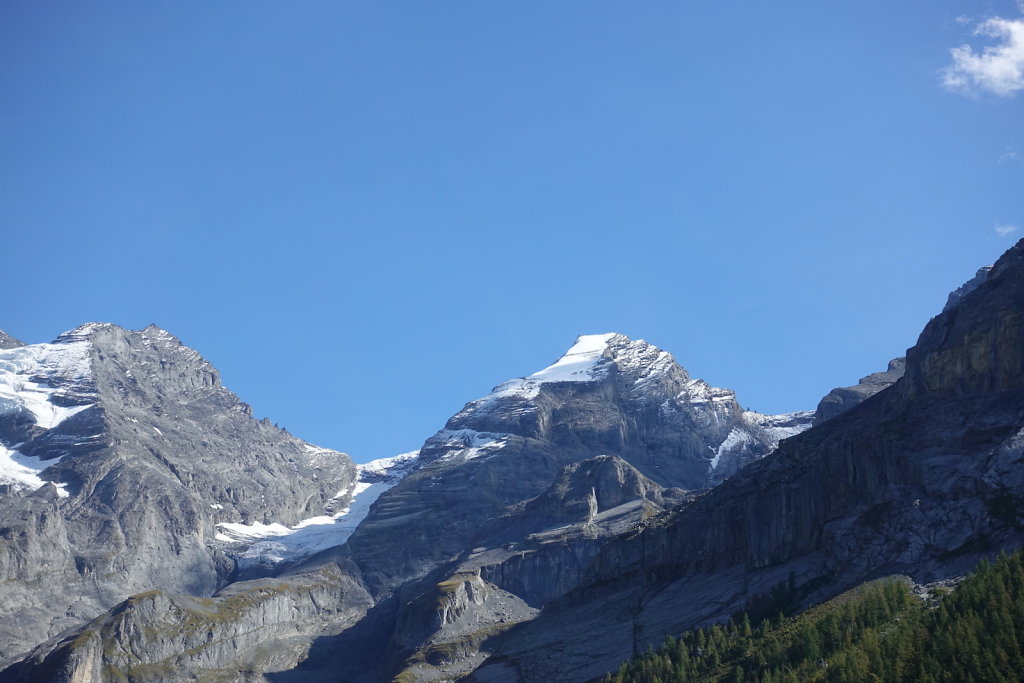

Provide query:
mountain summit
left=435, top=331, right=810, bottom=484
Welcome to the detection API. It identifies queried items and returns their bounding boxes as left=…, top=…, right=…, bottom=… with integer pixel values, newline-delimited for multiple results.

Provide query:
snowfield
left=0, top=338, right=93, bottom=429
left=215, top=450, right=420, bottom=567
left=0, top=332, right=95, bottom=496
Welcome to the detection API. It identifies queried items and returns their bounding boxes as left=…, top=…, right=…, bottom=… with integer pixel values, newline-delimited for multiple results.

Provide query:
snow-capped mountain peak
left=454, top=333, right=682, bottom=425
left=423, top=332, right=812, bottom=486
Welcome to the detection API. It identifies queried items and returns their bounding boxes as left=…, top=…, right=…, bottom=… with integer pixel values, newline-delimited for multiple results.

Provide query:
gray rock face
left=466, top=239, right=1024, bottom=681
left=496, top=454, right=686, bottom=537
left=0, top=330, right=23, bottom=350
left=813, top=356, right=905, bottom=425
left=0, top=323, right=356, bottom=669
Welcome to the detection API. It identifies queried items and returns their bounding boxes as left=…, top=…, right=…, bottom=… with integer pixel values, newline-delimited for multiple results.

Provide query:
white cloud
left=995, top=224, right=1019, bottom=237
left=942, top=17, right=1024, bottom=96
left=999, top=146, right=1021, bottom=163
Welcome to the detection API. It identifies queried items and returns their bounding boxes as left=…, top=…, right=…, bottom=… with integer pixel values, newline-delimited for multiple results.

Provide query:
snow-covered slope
left=0, top=335, right=93, bottom=429
left=215, top=450, right=420, bottom=571
left=0, top=442, right=69, bottom=496
left=0, top=328, right=97, bottom=493
left=491, top=333, right=619, bottom=398
left=461, top=333, right=675, bottom=420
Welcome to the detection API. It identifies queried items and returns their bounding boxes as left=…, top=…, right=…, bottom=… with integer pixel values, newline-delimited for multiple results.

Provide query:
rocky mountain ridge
left=1, top=326, right=813, bottom=682
left=4, top=241, right=1021, bottom=682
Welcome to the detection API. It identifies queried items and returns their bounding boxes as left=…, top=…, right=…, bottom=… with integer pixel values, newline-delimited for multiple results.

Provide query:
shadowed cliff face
left=905, top=248, right=1024, bottom=399
left=0, top=324, right=355, bottom=669
left=470, top=240, right=1024, bottom=681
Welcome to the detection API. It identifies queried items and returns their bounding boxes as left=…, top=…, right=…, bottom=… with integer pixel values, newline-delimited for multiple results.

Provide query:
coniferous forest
left=602, top=550, right=1024, bottom=683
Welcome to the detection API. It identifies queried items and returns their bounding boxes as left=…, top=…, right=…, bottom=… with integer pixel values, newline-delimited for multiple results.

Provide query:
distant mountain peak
left=418, top=331, right=812, bottom=494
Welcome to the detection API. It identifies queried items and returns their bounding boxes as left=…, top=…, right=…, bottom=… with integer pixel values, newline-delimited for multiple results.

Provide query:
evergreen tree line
left=602, top=549, right=1024, bottom=682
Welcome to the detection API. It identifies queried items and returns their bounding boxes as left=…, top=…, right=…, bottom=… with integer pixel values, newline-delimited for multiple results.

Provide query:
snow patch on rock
left=707, top=410, right=814, bottom=477
left=0, top=442, right=69, bottom=497
left=425, top=429, right=512, bottom=463
left=710, top=428, right=752, bottom=471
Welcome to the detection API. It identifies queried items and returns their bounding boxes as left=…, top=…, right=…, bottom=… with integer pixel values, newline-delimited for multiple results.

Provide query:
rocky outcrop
left=0, top=324, right=356, bottom=669
left=496, top=454, right=683, bottom=536
left=813, top=356, right=905, bottom=425
left=468, top=240, right=1024, bottom=681
left=8, top=559, right=373, bottom=683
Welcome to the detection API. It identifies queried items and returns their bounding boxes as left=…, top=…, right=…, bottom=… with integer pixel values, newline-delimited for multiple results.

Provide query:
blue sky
left=2, top=2, right=1022, bottom=462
